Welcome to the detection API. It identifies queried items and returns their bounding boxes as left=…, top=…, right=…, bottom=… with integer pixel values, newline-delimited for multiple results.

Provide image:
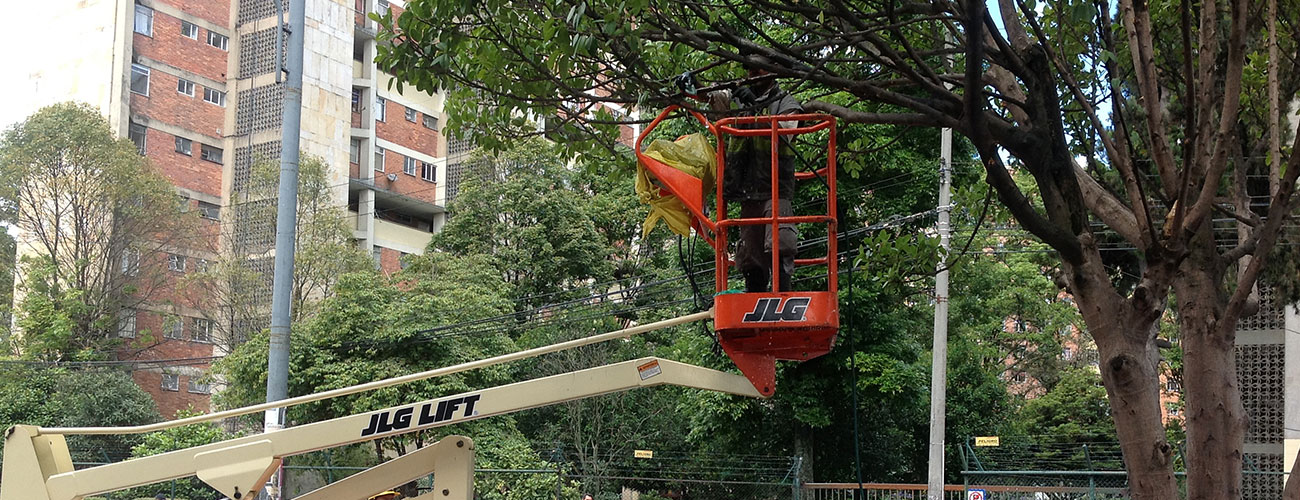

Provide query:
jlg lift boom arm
left=2, top=357, right=760, bottom=500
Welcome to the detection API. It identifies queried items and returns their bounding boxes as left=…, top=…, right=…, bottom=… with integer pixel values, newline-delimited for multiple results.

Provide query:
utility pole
left=926, top=126, right=953, bottom=499
left=265, top=0, right=305, bottom=496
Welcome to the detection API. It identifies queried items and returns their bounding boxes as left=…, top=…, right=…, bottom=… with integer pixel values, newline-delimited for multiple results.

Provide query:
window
left=161, top=374, right=180, bottom=391
left=1012, top=372, right=1028, bottom=383
left=128, top=122, right=147, bottom=154
left=180, top=20, right=199, bottom=39
left=188, top=379, right=211, bottom=394
left=405, top=107, right=417, bottom=122
left=200, top=145, right=223, bottom=163
left=195, top=258, right=210, bottom=272
left=374, top=147, right=385, bottom=172
left=375, top=96, right=386, bottom=122
left=1167, top=380, right=1182, bottom=392
left=1168, top=407, right=1180, bottom=417
left=191, top=318, right=213, bottom=343
left=1061, top=347, right=1074, bottom=360
left=134, top=5, right=153, bottom=36
left=403, top=156, right=417, bottom=175
left=351, top=88, right=362, bottom=113
left=121, top=249, right=140, bottom=276
left=203, top=88, right=226, bottom=107
left=399, top=252, right=411, bottom=270
left=372, top=248, right=382, bottom=268
left=422, top=114, right=439, bottom=130
left=198, top=200, right=220, bottom=220
left=207, top=30, right=229, bottom=50
left=168, top=253, right=187, bottom=272
left=130, top=64, right=150, bottom=96
left=350, top=138, right=361, bottom=163
left=377, top=0, right=390, bottom=13
left=164, top=316, right=184, bottom=339
left=421, top=161, right=436, bottom=182
left=175, top=136, right=192, bottom=155
left=177, top=78, right=195, bottom=96
left=118, top=310, right=136, bottom=338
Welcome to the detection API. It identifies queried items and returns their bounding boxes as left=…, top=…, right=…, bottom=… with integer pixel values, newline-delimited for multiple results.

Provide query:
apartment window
left=377, top=0, right=390, bottom=13
left=192, top=318, right=213, bottom=343
left=351, top=88, right=362, bottom=113
left=200, top=145, right=223, bottom=163
left=188, top=379, right=211, bottom=394
left=207, top=31, right=229, bottom=50
left=128, top=122, right=147, bottom=154
left=403, top=156, right=417, bottom=175
left=421, top=161, right=436, bottom=182
left=405, top=107, right=417, bottom=122
left=195, top=258, right=210, bottom=272
left=180, top=20, right=199, bottom=39
left=161, top=374, right=180, bottom=392
left=1061, top=347, right=1073, bottom=360
left=130, top=64, right=150, bottom=96
left=177, top=78, right=195, bottom=96
left=168, top=253, right=187, bottom=272
left=1012, top=372, right=1028, bottom=383
left=399, top=252, right=411, bottom=270
left=1167, top=380, right=1182, bottom=392
left=372, top=248, right=382, bottom=268
left=121, top=249, right=140, bottom=276
left=1168, top=407, right=1180, bottom=417
left=422, top=114, right=439, bottom=130
left=198, top=200, right=220, bottom=220
left=117, top=310, right=136, bottom=338
left=134, top=5, right=153, bottom=36
left=375, top=96, right=386, bottom=122
left=350, top=138, right=361, bottom=163
left=203, top=88, right=226, bottom=107
left=374, top=147, right=385, bottom=172
left=164, top=316, right=184, bottom=339
left=175, top=136, right=192, bottom=156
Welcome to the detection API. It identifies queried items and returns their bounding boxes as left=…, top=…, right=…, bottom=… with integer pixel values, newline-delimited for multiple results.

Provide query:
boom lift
left=636, top=106, right=840, bottom=397
left=1, top=313, right=761, bottom=500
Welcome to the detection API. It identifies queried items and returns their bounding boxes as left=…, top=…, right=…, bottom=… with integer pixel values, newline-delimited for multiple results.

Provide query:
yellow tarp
left=636, top=133, right=716, bottom=237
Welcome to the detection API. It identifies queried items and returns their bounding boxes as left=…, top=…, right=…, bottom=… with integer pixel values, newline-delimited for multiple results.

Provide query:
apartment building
left=18, top=0, right=447, bottom=418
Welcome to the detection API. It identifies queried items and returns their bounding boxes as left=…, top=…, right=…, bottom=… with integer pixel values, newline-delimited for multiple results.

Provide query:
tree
left=377, top=1, right=1300, bottom=496
left=0, top=103, right=198, bottom=360
left=185, top=154, right=372, bottom=351
left=431, top=140, right=615, bottom=309
left=122, top=408, right=231, bottom=499
left=0, top=366, right=161, bottom=463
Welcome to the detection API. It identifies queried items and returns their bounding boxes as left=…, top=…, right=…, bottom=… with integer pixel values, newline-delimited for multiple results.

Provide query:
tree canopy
left=377, top=0, right=1300, bottom=496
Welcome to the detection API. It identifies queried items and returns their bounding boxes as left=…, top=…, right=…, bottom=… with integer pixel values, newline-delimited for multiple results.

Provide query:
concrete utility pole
left=265, top=0, right=305, bottom=495
left=926, top=126, right=953, bottom=499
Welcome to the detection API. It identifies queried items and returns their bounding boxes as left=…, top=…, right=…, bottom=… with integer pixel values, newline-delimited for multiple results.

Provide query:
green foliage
left=0, top=366, right=160, bottom=463
left=1020, top=368, right=1116, bottom=443
left=431, top=140, right=616, bottom=309
left=0, top=102, right=196, bottom=360
left=120, top=409, right=232, bottom=500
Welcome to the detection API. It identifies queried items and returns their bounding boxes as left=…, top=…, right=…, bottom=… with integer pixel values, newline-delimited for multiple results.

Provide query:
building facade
left=18, top=0, right=446, bottom=418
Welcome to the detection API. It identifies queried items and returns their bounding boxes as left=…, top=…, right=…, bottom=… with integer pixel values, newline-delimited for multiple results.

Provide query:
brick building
left=17, top=0, right=448, bottom=418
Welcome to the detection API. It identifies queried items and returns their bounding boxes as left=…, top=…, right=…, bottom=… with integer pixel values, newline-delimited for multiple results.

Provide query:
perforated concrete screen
left=1237, top=343, right=1285, bottom=444
left=236, top=84, right=285, bottom=135
left=1242, top=452, right=1283, bottom=499
left=238, top=0, right=288, bottom=26
left=239, top=27, right=286, bottom=78
left=1238, top=286, right=1286, bottom=331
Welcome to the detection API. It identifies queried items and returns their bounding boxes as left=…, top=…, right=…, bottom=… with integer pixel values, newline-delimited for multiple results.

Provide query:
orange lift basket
left=636, top=106, right=839, bottom=397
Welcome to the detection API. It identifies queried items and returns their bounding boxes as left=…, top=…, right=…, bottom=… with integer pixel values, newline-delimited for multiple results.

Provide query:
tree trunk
left=1175, top=256, right=1247, bottom=500
left=1065, top=242, right=1178, bottom=499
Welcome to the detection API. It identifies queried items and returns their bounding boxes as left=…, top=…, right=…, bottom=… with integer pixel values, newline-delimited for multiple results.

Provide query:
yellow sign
left=634, top=450, right=654, bottom=459
left=974, top=436, right=1000, bottom=447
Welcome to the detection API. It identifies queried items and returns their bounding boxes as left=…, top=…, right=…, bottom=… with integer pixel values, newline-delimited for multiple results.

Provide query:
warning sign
left=966, top=489, right=986, bottom=500
left=974, top=436, right=1000, bottom=447
left=637, top=360, right=662, bottom=380
left=634, top=450, right=654, bottom=459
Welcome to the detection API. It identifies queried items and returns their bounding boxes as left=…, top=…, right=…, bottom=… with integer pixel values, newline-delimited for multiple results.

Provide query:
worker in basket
left=706, top=55, right=804, bottom=293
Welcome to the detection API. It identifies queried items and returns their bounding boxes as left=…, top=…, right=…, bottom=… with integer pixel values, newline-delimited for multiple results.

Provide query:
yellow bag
left=636, top=133, right=716, bottom=238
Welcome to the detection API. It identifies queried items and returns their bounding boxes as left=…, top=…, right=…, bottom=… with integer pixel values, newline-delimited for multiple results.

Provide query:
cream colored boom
left=3, top=357, right=761, bottom=500
left=40, top=310, right=713, bottom=435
